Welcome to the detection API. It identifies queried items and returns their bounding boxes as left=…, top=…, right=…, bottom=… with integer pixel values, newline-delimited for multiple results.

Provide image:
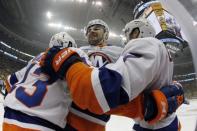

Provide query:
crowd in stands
left=0, top=54, right=25, bottom=80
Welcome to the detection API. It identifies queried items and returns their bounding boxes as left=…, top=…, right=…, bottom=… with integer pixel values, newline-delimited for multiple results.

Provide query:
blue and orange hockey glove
left=40, top=46, right=82, bottom=83
left=144, top=82, right=185, bottom=124
left=108, top=82, right=185, bottom=124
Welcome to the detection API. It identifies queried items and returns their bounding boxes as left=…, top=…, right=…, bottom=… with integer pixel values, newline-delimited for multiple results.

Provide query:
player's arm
left=40, top=46, right=185, bottom=118
left=40, top=47, right=127, bottom=114
left=106, top=81, right=185, bottom=124
left=39, top=40, right=162, bottom=115
left=105, top=38, right=185, bottom=123
left=4, top=55, right=37, bottom=93
left=4, top=65, right=27, bottom=93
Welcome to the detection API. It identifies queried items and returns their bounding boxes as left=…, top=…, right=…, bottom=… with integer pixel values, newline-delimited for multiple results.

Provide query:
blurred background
left=1, top=0, right=197, bottom=131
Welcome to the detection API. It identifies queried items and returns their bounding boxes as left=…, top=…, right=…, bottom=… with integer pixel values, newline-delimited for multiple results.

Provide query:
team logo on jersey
left=88, top=52, right=112, bottom=67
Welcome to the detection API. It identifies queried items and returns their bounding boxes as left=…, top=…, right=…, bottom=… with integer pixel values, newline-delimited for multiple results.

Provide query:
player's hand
left=144, top=82, right=185, bottom=124
left=40, top=46, right=82, bottom=82
left=159, top=81, right=185, bottom=114
left=39, top=46, right=60, bottom=83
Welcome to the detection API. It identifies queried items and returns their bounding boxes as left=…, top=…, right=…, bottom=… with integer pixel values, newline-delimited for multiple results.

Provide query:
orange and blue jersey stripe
left=66, top=62, right=130, bottom=114
left=98, top=66, right=129, bottom=108
left=5, top=73, right=19, bottom=93
left=8, top=73, right=18, bottom=86
left=67, top=112, right=106, bottom=131
left=70, top=102, right=110, bottom=124
left=4, top=107, right=65, bottom=131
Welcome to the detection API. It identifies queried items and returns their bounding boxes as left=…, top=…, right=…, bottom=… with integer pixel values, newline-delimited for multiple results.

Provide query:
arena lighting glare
left=0, top=41, right=11, bottom=48
left=46, top=11, right=52, bottom=19
left=76, top=0, right=87, bottom=3
left=48, top=23, right=121, bottom=36
left=193, top=21, right=197, bottom=26
left=92, top=1, right=102, bottom=6
left=54, top=0, right=102, bottom=5
left=60, top=0, right=86, bottom=3
left=64, top=26, right=77, bottom=31
left=120, top=35, right=127, bottom=41
left=109, top=32, right=118, bottom=37
left=48, top=23, right=62, bottom=28
left=174, top=73, right=196, bottom=78
left=48, top=23, right=77, bottom=31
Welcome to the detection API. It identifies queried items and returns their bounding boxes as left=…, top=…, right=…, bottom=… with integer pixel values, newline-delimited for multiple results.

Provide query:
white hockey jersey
left=107, top=38, right=175, bottom=129
left=80, top=45, right=123, bottom=67
left=65, top=37, right=175, bottom=130
left=3, top=48, right=91, bottom=131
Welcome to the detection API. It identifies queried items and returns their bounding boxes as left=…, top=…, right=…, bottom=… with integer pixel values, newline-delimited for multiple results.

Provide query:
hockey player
left=40, top=19, right=185, bottom=131
left=80, top=19, right=123, bottom=67
left=121, top=18, right=182, bottom=130
left=67, top=19, right=123, bottom=131
left=2, top=32, right=88, bottom=131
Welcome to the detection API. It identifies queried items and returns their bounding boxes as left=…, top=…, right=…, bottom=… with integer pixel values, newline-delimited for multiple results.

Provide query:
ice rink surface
left=0, top=95, right=197, bottom=131
left=106, top=99, right=197, bottom=131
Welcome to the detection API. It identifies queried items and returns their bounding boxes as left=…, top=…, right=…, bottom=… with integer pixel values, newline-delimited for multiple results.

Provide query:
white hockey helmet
left=49, top=32, right=77, bottom=48
left=124, top=18, right=156, bottom=42
left=85, top=19, right=109, bottom=38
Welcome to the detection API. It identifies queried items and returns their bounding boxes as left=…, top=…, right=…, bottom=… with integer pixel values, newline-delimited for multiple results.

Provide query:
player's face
left=129, top=28, right=140, bottom=40
left=86, top=25, right=105, bottom=46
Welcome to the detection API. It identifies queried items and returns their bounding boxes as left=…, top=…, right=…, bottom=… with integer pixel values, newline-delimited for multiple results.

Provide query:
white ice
left=0, top=95, right=197, bottom=131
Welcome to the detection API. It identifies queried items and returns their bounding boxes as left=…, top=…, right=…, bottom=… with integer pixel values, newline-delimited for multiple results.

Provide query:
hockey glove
left=40, top=47, right=60, bottom=83
left=40, top=46, right=82, bottom=81
left=144, top=82, right=185, bottom=124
